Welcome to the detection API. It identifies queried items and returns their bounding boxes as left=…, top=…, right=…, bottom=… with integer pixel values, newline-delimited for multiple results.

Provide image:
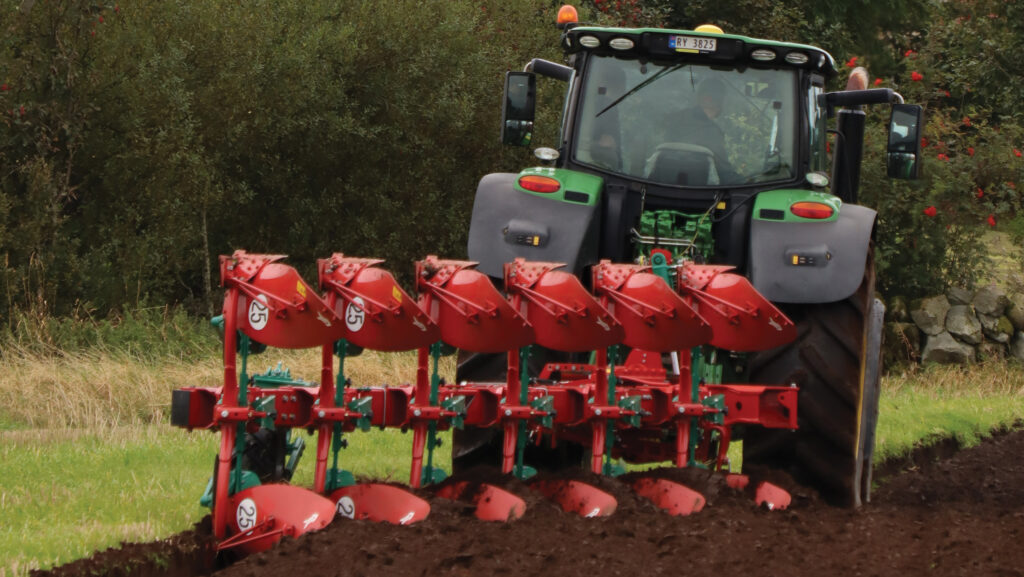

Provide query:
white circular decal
left=236, top=497, right=258, bottom=531
left=345, top=297, right=366, bottom=332
left=248, top=295, right=269, bottom=331
left=336, top=496, right=356, bottom=519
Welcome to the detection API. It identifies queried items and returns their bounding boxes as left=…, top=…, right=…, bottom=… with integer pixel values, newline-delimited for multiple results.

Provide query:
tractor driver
left=675, top=77, right=738, bottom=182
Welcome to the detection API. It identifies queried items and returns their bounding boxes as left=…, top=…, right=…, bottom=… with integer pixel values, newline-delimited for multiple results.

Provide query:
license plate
left=670, top=35, right=717, bottom=53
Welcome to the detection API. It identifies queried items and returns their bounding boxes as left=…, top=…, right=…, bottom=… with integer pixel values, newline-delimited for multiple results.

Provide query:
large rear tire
left=744, top=248, right=883, bottom=506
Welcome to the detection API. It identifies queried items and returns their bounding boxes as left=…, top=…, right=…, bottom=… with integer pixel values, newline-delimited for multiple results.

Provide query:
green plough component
left=347, top=396, right=373, bottom=432
left=442, top=396, right=467, bottom=429
left=253, top=395, right=276, bottom=430
left=530, top=395, right=554, bottom=429
left=253, top=363, right=314, bottom=389
left=420, top=459, right=448, bottom=486
left=325, top=467, right=356, bottom=490
left=701, top=393, right=727, bottom=426
left=421, top=342, right=450, bottom=486
left=199, top=470, right=260, bottom=508
left=618, top=395, right=643, bottom=428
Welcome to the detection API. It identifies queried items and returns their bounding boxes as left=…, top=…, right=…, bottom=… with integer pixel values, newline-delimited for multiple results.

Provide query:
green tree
left=0, top=1, right=111, bottom=318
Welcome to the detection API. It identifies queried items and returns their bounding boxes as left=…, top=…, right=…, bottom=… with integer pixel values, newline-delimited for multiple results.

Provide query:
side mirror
left=501, top=72, right=536, bottom=146
left=886, top=104, right=923, bottom=179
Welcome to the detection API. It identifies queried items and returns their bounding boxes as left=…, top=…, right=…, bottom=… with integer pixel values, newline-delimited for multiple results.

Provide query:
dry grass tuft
left=884, top=358, right=1024, bottom=398
left=0, top=345, right=451, bottom=430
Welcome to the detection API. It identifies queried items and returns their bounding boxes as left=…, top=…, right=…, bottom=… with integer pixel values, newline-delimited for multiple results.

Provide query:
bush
left=0, top=0, right=565, bottom=320
left=854, top=0, right=1024, bottom=299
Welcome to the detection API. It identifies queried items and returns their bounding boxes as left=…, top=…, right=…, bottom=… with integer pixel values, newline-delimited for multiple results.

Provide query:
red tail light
left=790, top=201, right=834, bottom=219
left=518, top=175, right=561, bottom=193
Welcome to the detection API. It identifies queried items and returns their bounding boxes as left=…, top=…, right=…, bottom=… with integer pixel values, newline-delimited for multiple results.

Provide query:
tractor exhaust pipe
left=832, top=108, right=866, bottom=204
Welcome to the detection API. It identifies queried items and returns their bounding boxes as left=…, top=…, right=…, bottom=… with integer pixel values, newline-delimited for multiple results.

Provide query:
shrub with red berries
left=587, top=0, right=668, bottom=27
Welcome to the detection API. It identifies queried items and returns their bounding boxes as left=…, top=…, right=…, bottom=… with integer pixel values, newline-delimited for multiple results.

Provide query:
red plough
left=171, top=250, right=800, bottom=554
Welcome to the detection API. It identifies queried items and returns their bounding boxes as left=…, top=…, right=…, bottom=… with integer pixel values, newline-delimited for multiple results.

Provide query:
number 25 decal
left=236, top=498, right=258, bottom=531
left=248, top=295, right=269, bottom=331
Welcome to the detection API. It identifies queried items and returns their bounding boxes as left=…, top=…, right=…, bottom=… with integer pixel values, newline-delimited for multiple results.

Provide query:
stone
left=887, top=295, right=909, bottom=322
left=979, top=314, right=1014, bottom=344
left=921, top=331, right=975, bottom=364
left=1011, top=332, right=1024, bottom=362
left=946, top=286, right=974, bottom=306
left=945, top=305, right=983, bottom=345
left=883, top=322, right=920, bottom=366
left=996, top=316, right=1015, bottom=343
left=910, top=295, right=951, bottom=336
left=978, top=341, right=1007, bottom=361
left=972, top=284, right=1009, bottom=317
left=1006, top=293, right=1024, bottom=332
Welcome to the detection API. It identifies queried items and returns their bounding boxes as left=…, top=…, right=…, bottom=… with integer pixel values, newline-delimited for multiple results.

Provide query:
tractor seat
left=645, top=143, right=719, bottom=186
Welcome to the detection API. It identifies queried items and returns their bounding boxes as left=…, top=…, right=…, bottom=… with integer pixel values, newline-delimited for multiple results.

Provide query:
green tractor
left=459, top=12, right=923, bottom=507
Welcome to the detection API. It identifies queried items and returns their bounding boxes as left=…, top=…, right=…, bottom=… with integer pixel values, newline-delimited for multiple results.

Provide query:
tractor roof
left=563, top=25, right=838, bottom=77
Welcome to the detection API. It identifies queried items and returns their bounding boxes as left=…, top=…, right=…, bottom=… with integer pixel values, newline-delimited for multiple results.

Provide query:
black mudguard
left=749, top=203, right=876, bottom=304
left=467, top=173, right=601, bottom=278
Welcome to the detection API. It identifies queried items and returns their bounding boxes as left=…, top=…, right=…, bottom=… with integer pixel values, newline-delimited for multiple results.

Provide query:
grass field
left=1, top=346, right=1022, bottom=576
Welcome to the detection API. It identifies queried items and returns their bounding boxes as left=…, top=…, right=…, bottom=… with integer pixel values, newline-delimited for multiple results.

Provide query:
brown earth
left=35, top=427, right=1024, bottom=577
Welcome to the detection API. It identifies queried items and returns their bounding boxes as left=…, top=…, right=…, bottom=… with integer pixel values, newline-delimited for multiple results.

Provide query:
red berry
left=923, top=206, right=937, bottom=217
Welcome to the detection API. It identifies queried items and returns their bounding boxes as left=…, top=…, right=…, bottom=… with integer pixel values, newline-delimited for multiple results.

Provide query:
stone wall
left=886, top=285, right=1024, bottom=365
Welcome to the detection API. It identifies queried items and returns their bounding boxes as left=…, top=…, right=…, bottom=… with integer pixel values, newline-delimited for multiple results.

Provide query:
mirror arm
left=525, top=59, right=573, bottom=82
left=820, top=89, right=904, bottom=117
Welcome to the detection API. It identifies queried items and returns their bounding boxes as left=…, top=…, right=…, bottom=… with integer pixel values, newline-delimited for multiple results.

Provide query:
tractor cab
left=492, top=21, right=922, bottom=271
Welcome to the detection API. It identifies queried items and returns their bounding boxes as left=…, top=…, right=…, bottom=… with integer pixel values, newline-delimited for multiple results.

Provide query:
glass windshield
left=574, top=56, right=798, bottom=187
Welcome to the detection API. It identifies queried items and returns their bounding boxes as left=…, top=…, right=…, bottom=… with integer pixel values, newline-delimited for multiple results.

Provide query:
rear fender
left=467, top=170, right=602, bottom=278
left=749, top=193, right=875, bottom=304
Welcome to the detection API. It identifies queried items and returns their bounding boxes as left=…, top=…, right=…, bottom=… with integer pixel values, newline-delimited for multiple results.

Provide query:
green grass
left=875, top=362, right=1024, bottom=462
left=0, top=424, right=451, bottom=577
left=1, top=426, right=213, bottom=576
left=1, top=344, right=1022, bottom=577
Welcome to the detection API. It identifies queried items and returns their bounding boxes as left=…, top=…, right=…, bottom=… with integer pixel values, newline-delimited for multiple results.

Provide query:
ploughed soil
left=35, top=427, right=1024, bottom=577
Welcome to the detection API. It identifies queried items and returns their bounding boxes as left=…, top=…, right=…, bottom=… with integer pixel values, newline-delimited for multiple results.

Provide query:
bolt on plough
left=171, top=250, right=800, bottom=556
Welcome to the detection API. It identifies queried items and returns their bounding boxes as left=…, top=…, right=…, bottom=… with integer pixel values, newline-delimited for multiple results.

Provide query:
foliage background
left=2, top=0, right=1023, bottom=328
